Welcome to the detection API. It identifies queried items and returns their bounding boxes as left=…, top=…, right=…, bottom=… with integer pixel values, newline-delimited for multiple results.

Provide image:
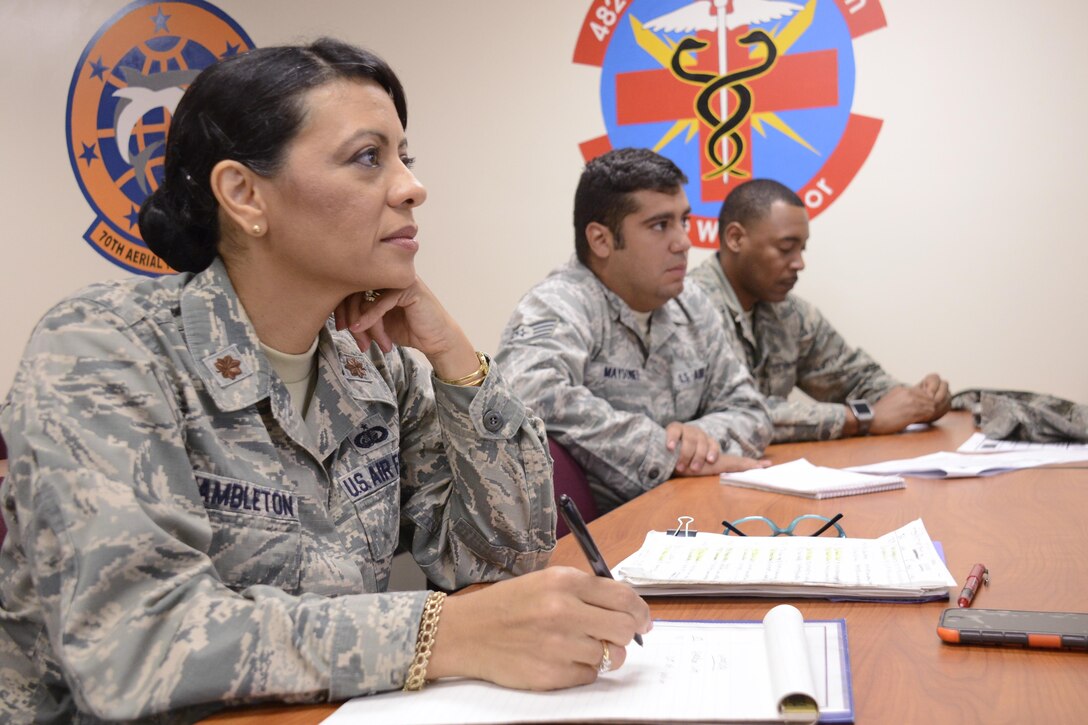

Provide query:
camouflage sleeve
left=388, top=348, right=556, bottom=591
left=494, top=289, right=680, bottom=502
left=0, top=300, right=479, bottom=719
left=765, top=397, right=851, bottom=443
left=686, top=305, right=772, bottom=457
left=773, top=300, right=901, bottom=442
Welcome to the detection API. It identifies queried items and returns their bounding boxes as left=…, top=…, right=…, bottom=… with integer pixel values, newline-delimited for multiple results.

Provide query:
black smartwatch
left=847, top=399, right=874, bottom=436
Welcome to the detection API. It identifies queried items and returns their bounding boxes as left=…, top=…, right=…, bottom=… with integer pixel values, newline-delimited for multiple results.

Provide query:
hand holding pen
left=424, top=532, right=650, bottom=688
left=558, top=494, right=646, bottom=647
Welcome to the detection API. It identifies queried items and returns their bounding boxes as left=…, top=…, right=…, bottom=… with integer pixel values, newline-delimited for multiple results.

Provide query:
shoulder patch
left=511, top=319, right=559, bottom=342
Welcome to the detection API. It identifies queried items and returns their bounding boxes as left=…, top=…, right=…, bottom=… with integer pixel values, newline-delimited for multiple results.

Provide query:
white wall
left=2, top=0, right=1086, bottom=403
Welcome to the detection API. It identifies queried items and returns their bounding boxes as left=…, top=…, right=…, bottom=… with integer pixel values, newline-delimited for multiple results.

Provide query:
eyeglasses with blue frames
left=721, top=513, right=846, bottom=538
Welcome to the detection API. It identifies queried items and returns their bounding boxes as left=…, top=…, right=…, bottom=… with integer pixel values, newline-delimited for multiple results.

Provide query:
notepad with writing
left=721, top=458, right=905, bottom=499
left=321, top=604, right=853, bottom=725
left=613, top=519, right=955, bottom=601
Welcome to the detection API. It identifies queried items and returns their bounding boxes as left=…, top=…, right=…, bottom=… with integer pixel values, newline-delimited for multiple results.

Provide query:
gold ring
left=597, top=640, right=612, bottom=673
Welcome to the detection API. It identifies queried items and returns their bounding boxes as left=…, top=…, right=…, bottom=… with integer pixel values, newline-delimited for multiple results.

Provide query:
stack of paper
left=957, top=432, right=1088, bottom=454
left=847, top=449, right=1088, bottom=478
left=721, top=458, right=905, bottom=499
left=613, top=519, right=955, bottom=601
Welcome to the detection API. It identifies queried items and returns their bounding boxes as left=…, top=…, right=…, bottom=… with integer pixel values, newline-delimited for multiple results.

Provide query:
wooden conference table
left=205, top=412, right=1088, bottom=724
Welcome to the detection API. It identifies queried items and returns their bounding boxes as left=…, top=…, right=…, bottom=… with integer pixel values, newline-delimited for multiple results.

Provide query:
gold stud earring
left=252, top=224, right=262, bottom=235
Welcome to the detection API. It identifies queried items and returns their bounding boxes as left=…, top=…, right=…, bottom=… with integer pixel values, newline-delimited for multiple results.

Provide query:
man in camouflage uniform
left=690, top=178, right=951, bottom=443
left=496, top=149, right=771, bottom=514
left=0, top=258, right=554, bottom=722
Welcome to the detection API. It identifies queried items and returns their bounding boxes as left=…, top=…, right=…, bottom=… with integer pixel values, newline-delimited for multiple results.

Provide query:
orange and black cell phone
left=938, top=608, right=1088, bottom=650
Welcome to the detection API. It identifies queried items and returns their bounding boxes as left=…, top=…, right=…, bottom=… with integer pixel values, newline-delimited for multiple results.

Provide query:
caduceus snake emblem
left=669, top=30, right=778, bottom=179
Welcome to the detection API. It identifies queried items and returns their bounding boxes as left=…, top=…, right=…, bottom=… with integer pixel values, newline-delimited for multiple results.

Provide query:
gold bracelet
left=437, top=351, right=489, bottom=387
left=403, top=591, right=447, bottom=691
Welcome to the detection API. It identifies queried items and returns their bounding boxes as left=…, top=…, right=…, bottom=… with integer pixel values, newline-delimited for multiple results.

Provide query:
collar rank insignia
left=201, top=344, right=253, bottom=386
left=214, top=355, right=243, bottom=380
left=344, top=357, right=368, bottom=380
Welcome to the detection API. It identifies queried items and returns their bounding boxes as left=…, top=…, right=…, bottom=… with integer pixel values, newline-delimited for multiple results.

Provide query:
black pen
left=557, top=494, right=643, bottom=646
left=810, top=513, right=844, bottom=537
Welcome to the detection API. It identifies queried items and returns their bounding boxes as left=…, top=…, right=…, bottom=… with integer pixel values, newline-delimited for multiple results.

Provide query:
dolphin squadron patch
left=66, top=0, right=254, bottom=275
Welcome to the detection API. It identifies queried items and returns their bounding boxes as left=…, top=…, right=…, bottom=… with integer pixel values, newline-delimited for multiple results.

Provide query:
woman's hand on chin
left=334, top=279, right=477, bottom=377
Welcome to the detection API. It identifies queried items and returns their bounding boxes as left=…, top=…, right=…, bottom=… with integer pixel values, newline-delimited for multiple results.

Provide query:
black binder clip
left=666, top=515, right=697, bottom=537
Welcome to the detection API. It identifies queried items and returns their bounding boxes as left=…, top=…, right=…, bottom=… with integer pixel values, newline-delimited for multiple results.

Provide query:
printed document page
left=613, top=519, right=955, bottom=598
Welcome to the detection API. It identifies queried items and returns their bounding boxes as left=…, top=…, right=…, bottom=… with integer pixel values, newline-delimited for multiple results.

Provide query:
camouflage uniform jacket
left=951, top=389, right=1088, bottom=443
left=690, top=254, right=900, bottom=442
left=494, top=259, right=771, bottom=513
left=0, top=259, right=554, bottom=723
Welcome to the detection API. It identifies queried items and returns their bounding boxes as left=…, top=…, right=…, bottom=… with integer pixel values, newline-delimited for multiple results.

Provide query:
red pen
left=957, top=563, right=989, bottom=608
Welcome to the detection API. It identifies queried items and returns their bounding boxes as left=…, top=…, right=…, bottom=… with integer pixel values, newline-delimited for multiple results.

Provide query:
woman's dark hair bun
left=139, top=184, right=218, bottom=273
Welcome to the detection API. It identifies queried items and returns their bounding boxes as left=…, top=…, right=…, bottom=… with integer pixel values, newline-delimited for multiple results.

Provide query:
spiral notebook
left=721, top=458, right=905, bottom=499
left=321, top=605, right=853, bottom=724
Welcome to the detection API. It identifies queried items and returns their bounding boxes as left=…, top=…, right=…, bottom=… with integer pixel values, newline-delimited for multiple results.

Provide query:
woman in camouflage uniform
left=0, top=38, right=649, bottom=722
